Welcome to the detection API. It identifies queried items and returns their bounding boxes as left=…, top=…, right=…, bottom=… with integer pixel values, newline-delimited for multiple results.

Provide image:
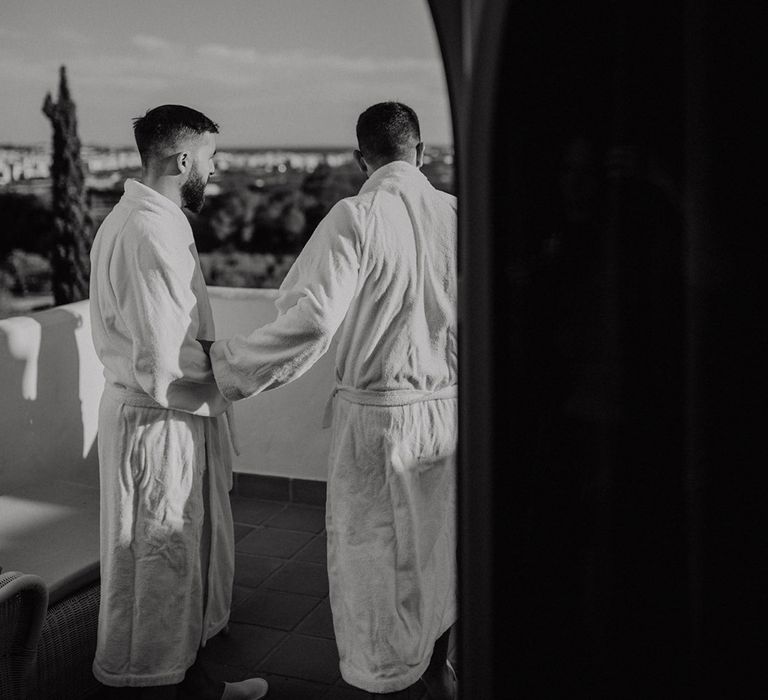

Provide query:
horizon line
left=1, top=141, right=454, bottom=152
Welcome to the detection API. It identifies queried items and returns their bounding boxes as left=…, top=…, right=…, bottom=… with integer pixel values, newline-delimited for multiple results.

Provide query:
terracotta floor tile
left=292, top=532, right=328, bottom=565
left=233, top=523, right=254, bottom=542
left=237, top=474, right=291, bottom=501
left=260, top=634, right=341, bottom=685
left=262, top=561, right=329, bottom=598
left=192, top=661, right=252, bottom=684
left=237, top=527, right=314, bottom=559
left=264, top=505, right=327, bottom=533
left=295, top=597, right=335, bottom=640
left=290, top=479, right=327, bottom=506
left=231, top=589, right=321, bottom=631
left=232, top=584, right=258, bottom=609
left=230, top=497, right=285, bottom=526
left=199, top=623, right=287, bottom=669
left=233, top=552, right=284, bottom=588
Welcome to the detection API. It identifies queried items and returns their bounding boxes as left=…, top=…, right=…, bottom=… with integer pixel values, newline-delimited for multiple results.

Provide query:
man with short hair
left=89, top=104, right=267, bottom=699
left=205, top=102, right=458, bottom=698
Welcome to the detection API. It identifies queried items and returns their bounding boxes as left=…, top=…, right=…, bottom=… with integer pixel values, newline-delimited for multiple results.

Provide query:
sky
left=0, top=0, right=451, bottom=148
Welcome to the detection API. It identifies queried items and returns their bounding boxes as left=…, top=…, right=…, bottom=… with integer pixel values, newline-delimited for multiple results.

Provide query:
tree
left=42, top=65, right=92, bottom=305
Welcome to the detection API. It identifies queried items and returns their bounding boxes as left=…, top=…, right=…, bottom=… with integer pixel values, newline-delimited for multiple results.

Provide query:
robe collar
left=359, top=160, right=427, bottom=195
left=123, top=178, right=187, bottom=223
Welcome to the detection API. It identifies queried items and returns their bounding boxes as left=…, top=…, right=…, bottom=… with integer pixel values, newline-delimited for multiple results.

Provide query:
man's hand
left=197, top=338, right=213, bottom=356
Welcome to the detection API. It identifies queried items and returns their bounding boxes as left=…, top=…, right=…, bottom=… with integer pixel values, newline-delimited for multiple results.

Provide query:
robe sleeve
left=116, top=222, right=230, bottom=416
left=209, top=199, right=362, bottom=401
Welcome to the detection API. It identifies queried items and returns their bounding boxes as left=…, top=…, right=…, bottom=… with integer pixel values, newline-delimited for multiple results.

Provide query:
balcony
left=0, top=288, right=454, bottom=698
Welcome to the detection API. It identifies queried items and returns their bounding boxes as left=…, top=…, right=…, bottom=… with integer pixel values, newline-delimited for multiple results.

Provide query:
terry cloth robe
left=210, top=161, right=457, bottom=693
left=89, top=178, right=235, bottom=687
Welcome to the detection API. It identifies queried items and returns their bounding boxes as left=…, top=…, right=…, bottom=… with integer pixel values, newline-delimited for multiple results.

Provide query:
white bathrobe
left=210, top=161, right=457, bottom=693
left=89, top=179, right=234, bottom=687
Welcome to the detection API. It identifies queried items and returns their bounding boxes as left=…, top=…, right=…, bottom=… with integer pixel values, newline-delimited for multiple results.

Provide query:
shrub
left=1, top=249, right=53, bottom=295
left=198, top=251, right=295, bottom=289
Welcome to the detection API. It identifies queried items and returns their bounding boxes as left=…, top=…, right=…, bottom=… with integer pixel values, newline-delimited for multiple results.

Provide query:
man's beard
left=181, top=164, right=206, bottom=213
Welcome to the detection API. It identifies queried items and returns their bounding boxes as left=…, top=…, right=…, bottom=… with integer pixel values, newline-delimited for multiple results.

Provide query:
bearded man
left=89, top=105, right=267, bottom=700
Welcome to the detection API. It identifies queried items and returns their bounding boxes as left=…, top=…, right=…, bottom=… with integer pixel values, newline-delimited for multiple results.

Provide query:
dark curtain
left=463, top=0, right=766, bottom=696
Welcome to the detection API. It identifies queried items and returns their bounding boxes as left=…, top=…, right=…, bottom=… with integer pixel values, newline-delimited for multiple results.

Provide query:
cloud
left=52, top=27, right=93, bottom=46
left=0, top=26, right=26, bottom=38
left=0, top=34, right=445, bottom=95
left=0, top=52, right=56, bottom=85
left=0, top=33, right=450, bottom=145
left=0, top=33, right=443, bottom=93
left=131, top=34, right=174, bottom=53
left=196, top=43, right=442, bottom=78
left=197, top=44, right=262, bottom=64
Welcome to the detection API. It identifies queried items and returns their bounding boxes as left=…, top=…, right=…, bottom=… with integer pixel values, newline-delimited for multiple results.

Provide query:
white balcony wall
left=0, top=287, right=333, bottom=496
left=0, top=301, right=102, bottom=494
left=208, top=287, right=334, bottom=482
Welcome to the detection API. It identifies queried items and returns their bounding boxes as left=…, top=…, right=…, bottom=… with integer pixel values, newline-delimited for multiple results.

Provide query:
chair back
left=0, top=571, right=49, bottom=700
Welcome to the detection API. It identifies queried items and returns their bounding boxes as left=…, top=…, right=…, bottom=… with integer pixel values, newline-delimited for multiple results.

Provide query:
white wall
left=0, top=301, right=102, bottom=493
left=208, top=286, right=334, bottom=482
left=0, top=288, right=333, bottom=494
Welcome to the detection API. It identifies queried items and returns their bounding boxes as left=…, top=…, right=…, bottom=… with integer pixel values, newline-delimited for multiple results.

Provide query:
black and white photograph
left=1, top=1, right=765, bottom=699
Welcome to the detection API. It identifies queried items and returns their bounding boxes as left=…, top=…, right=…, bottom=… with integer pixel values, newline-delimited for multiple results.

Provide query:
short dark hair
left=132, top=104, right=219, bottom=166
left=356, top=102, right=421, bottom=162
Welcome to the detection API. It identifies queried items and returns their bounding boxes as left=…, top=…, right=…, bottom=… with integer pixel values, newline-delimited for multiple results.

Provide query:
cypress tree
left=42, top=65, right=91, bottom=305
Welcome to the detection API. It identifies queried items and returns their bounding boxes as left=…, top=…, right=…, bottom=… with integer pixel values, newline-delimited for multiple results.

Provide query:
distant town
left=0, top=143, right=454, bottom=192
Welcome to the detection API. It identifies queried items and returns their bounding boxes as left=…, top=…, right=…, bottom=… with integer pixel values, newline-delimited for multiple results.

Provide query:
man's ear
left=415, top=142, right=425, bottom=168
left=176, top=151, right=189, bottom=175
left=353, top=149, right=368, bottom=176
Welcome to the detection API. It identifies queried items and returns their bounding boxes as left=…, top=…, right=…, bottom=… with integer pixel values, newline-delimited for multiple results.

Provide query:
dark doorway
left=456, top=1, right=766, bottom=697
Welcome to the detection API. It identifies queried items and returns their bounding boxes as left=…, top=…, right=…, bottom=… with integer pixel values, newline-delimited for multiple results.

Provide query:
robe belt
left=102, top=383, right=240, bottom=456
left=322, top=384, right=458, bottom=428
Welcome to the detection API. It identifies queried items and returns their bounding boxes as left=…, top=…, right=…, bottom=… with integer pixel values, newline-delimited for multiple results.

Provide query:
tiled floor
left=192, top=494, right=456, bottom=699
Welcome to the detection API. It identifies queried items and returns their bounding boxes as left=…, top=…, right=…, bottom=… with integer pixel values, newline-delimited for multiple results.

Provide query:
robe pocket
left=129, top=409, right=206, bottom=542
left=387, top=400, right=457, bottom=471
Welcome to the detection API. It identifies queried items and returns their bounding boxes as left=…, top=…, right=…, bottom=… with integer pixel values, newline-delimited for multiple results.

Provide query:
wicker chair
left=0, top=570, right=102, bottom=699
left=0, top=571, right=48, bottom=700
left=34, top=579, right=102, bottom=699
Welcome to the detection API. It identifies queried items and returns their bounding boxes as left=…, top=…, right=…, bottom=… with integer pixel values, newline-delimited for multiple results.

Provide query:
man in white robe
left=206, top=102, right=457, bottom=698
left=89, top=105, right=267, bottom=700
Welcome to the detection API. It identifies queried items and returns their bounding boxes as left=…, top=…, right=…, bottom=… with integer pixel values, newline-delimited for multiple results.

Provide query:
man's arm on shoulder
left=209, top=199, right=362, bottom=401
